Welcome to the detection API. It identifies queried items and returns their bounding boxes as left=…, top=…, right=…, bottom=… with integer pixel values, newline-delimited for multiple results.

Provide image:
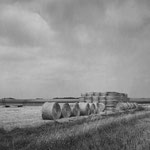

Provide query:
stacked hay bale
left=81, top=92, right=101, bottom=103
left=119, top=93, right=129, bottom=102
left=80, top=91, right=129, bottom=113
left=102, top=92, right=120, bottom=113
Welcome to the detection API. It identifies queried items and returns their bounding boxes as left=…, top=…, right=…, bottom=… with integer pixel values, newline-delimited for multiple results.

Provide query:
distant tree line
left=53, top=97, right=79, bottom=99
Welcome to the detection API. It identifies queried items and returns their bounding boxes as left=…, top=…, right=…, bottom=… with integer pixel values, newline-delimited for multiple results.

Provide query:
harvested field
left=1, top=105, right=150, bottom=150
left=0, top=106, right=48, bottom=130
left=0, top=106, right=101, bottom=130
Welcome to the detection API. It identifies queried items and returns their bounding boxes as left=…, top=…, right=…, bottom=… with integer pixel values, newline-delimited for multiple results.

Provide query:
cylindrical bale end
left=93, top=102, right=105, bottom=114
left=69, top=102, right=80, bottom=117
left=93, top=102, right=99, bottom=114
left=79, top=102, right=91, bottom=116
left=59, top=103, right=71, bottom=118
left=89, top=103, right=96, bottom=114
left=116, top=103, right=129, bottom=111
left=42, top=102, right=61, bottom=120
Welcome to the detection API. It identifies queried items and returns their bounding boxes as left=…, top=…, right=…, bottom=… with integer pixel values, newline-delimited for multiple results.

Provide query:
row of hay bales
left=80, top=92, right=128, bottom=103
left=116, top=102, right=138, bottom=111
left=42, top=102, right=105, bottom=120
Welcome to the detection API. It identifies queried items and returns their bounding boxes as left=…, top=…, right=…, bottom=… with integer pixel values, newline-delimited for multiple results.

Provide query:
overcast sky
left=0, top=0, right=150, bottom=98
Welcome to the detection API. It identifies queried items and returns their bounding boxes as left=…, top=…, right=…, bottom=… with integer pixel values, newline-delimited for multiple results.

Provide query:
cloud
left=105, top=0, right=150, bottom=29
left=0, top=5, right=55, bottom=47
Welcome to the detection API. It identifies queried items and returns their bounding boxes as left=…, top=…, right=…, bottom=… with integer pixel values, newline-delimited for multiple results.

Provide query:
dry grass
left=0, top=106, right=98, bottom=130
left=0, top=106, right=52, bottom=130
left=0, top=110, right=150, bottom=150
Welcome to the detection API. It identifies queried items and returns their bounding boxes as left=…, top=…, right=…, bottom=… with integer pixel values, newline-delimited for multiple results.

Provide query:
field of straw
left=0, top=105, right=98, bottom=130
left=1, top=105, right=150, bottom=150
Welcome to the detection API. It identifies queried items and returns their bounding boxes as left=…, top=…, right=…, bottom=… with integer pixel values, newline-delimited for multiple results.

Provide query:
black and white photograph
left=0, top=0, right=150, bottom=150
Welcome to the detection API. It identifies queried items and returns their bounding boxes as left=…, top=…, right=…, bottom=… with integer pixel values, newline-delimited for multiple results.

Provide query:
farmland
left=1, top=105, right=150, bottom=150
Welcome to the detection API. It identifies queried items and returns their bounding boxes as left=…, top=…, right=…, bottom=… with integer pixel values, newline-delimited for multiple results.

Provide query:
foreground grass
left=1, top=111, right=150, bottom=150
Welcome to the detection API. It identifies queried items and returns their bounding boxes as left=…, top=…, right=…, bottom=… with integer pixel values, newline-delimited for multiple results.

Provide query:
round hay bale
left=89, top=103, right=96, bottom=114
left=116, top=103, right=128, bottom=111
left=142, top=105, right=150, bottom=111
left=69, top=103, right=80, bottom=117
left=93, top=92, right=100, bottom=96
left=106, top=92, right=120, bottom=96
left=97, top=103, right=105, bottom=113
left=134, top=103, right=138, bottom=109
left=130, top=103, right=134, bottom=109
left=86, top=92, right=95, bottom=96
left=59, top=103, right=71, bottom=118
left=100, top=92, right=107, bottom=96
left=126, top=102, right=132, bottom=109
left=93, top=102, right=99, bottom=113
left=79, top=102, right=91, bottom=116
left=106, top=95, right=120, bottom=101
left=132, top=103, right=137, bottom=109
left=42, top=102, right=61, bottom=120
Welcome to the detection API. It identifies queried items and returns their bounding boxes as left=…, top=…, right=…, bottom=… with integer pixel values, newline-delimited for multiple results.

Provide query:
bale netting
left=69, top=102, right=80, bottom=117
left=79, top=102, right=91, bottom=116
left=89, top=103, right=96, bottom=114
left=42, top=102, right=61, bottom=120
left=59, top=103, right=71, bottom=118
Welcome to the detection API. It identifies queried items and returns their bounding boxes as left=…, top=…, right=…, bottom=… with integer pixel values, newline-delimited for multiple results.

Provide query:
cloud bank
left=0, top=0, right=150, bottom=98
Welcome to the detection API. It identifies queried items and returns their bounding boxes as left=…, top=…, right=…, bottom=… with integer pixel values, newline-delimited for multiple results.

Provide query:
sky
left=0, top=0, right=150, bottom=98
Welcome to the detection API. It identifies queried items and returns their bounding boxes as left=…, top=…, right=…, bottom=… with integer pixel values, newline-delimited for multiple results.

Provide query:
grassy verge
left=1, top=111, right=150, bottom=150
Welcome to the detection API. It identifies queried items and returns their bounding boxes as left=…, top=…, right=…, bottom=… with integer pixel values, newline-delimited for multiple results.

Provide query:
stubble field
left=1, top=105, right=150, bottom=150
